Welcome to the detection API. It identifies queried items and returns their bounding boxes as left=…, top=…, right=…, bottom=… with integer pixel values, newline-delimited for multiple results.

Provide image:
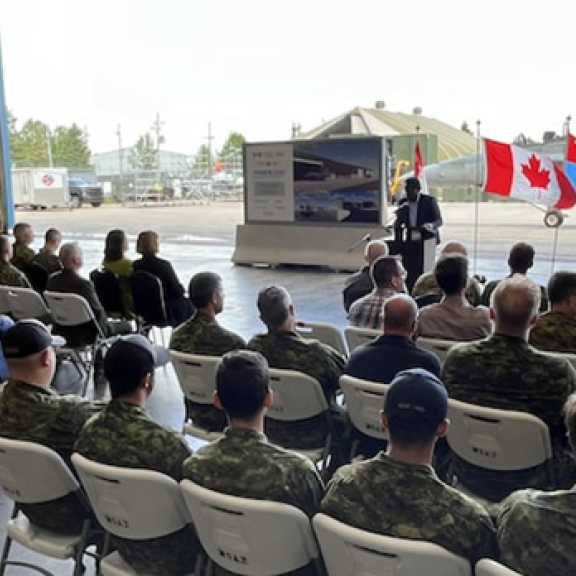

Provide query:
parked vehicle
left=68, top=177, right=103, bottom=208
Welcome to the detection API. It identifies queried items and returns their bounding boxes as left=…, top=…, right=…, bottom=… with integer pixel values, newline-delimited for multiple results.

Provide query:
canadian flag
left=483, top=138, right=576, bottom=209
left=414, top=140, right=429, bottom=195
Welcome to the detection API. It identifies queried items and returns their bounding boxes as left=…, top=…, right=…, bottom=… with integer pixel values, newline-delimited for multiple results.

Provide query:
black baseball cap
left=384, top=368, right=448, bottom=425
left=104, top=334, right=169, bottom=383
left=1, top=319, right=65, bottom=359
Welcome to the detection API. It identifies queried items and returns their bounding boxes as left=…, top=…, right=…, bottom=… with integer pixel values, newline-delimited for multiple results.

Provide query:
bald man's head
left=0, top=235, right=12, bottom=261
left=441, top=241, right=468, bottom=257
left=382, top=294, right=418, bottom=335
left=59, top=242, right=83, bottom=271
left=364, top=240, right=389, bottom=265
left=492, top=276, right=540, bottom=335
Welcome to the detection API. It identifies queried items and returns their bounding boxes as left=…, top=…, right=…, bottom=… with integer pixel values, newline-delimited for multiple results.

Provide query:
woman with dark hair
left=133, top=230, right=193, bottom=326
left=102, top=229, right=134, bottom=317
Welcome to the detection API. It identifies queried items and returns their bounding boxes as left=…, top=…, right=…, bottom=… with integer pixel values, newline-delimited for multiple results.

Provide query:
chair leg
left=71, top=521, right=90, bottom=576
left=0, top=534, right=13, bottom=576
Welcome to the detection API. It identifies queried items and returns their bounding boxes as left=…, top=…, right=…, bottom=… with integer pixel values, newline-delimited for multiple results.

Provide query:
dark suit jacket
left=342, top=266, right=372, bottom=312
left=46, top=269, right=108, bottom=346
left=394, top=194, right=443, bottom=243
left=133, top=254, right=185, bottom=300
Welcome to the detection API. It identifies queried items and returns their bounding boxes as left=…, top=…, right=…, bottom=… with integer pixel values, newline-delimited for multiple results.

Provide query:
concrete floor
left=1, top=198, right=576, bottom=573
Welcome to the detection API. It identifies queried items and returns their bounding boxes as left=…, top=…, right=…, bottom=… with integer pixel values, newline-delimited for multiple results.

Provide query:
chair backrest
left=170, top=351, right=220, bottom=406
left=447, top=399, right=553, bottom=471
left=0, top=285, right=51, bottom=321
left=344, top=326, right=380, bottom=353
left=90, top=267, right=125, bottom=317
left=416, top=337, right=455, bottom=364
left=71, top=453, right=190, bottom=540
left=130, top=270, right=168, bottom=326
left=25, top=262, right=49, bottom=293
left=475, top=559, right=524, bottom=576
left=267, top=368, right=328, bottom=422
left=0, top=437, right=79, bottom=504
left=414, top=291, right=442, bottom=309
left=312, top=513, right=471, bottom=576
left=180, top=479, right=320, bottom=575
left=295, top=321, right=348, bottom=357
left=339, top=375, right=389, bottom=441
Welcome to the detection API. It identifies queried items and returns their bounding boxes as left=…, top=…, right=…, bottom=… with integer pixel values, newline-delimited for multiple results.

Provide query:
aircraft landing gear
left=544, top=209, right=564, bottom=228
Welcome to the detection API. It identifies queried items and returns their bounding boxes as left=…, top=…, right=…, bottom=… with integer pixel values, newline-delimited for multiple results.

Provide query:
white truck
left=11, top=168, right=103, bottom=209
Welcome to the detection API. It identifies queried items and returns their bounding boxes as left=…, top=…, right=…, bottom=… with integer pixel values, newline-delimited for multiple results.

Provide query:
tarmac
left=16, top=199, right=576, bottom=338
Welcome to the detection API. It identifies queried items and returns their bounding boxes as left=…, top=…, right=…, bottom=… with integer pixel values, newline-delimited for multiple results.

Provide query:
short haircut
left=136, top=230, right=159, bottom=255
left=441, top=241, right=467, bottom=257
left=104, top=229, right=126, bottom=262
left=548, top=271, right=576, bottom=305
left=383, top=294, right=417, bottom=330
left=387, top=415, right=439, bottom=446
left=188, top=272, right=221, bottom=309
left=435, top=254, right=468, bottom=296
left=371, top=256, right=401, bottom=289
left=564, top=394, right=576, bottom=451
left=45, top=228, right=61, bottom=244
left=216, top=350, right=269, bottom=419
left=257, top=285, right=291, bottom=329
left=0, top=235, right=11, bottom=254
left=492, top=276, right=540, bottom=327
left=59, top=242, right=82, bottom=268
left=13, top=222, right=30, bottom=241
left=405, top=176, right=421, bottom=191
left=365, top=240, right=388, bottom=265
left=508, top=242, right=535, bottom=273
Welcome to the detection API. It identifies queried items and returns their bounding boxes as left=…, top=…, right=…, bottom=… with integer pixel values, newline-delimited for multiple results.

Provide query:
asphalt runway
left=16, top=200, right=576, bottom=339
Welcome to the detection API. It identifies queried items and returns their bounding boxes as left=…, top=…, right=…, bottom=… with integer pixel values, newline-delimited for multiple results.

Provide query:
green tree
left=218, top=131, right=245, bottom=159
left=129, top=132, right=157, bottom=170
left=191, top=143, right=210, bottom=174
left=461, top=121, right=473, bottom=135
left=51, top=123, right=91, bottom=168
left=11, top=118, right=51, bottom=167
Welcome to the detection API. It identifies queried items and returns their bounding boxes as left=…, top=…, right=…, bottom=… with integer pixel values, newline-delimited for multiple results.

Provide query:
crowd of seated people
left=3, top=224, right=576, bottom=576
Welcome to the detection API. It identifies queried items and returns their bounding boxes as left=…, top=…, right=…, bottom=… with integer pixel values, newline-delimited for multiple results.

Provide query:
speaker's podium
left=388, top=227, right=436, bottom=292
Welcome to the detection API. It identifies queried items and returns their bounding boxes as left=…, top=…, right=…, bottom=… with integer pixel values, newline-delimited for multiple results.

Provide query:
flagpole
left=473, top=120, right=481, bottom=276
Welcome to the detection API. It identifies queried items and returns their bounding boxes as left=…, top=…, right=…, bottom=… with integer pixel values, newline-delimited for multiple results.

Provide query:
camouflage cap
left=384, top=368, right=448, bottom=425
left=1, top=319, right=65, bottom=358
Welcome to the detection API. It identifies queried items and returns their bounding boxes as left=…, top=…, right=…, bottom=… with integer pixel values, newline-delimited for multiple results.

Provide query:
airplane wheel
left=544, top=210, right=564, bottom=228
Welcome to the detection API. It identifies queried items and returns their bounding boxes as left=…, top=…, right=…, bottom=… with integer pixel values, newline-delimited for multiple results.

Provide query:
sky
left=0, top=0, right=573, bottom=156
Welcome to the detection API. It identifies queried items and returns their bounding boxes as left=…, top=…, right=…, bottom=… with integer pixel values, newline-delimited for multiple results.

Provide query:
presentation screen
left=244, top=137, right=386, bottom=226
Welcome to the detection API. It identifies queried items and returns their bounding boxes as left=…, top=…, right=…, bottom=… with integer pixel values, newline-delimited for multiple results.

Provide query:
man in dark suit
left=46, top=242, right=131, bottom=347
left=394, top=177, right=443, bottom=243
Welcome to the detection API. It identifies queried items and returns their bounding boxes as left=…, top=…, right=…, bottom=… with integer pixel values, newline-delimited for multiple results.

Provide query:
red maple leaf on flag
left=521, top=154, right=551, bottom=189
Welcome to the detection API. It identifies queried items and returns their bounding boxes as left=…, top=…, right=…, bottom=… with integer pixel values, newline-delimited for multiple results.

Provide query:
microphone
left=346, top=233, right=372, bottom=253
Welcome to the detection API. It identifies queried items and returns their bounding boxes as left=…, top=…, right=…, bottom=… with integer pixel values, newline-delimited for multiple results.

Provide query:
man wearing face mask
left=394, top=177, right=443, bottom=244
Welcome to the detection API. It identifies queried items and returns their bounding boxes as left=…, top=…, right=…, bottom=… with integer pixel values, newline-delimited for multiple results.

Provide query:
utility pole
left=151, top=112, right=165, bottom=182
left=116, top=123, right=123, bottom=195
left=45, top=126, right=53, bottom=168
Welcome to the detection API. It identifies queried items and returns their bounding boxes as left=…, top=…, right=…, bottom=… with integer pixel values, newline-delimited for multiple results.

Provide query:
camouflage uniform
left=411, top=270, right=482, bottom=306
left=529, top=311, right=576, bottom=353
left=321, top=453, right=498, bottom=565
left=11, top=242, right=35, bottom=271
left=247, top=331, right=346, bottom=449
left=170, top=311, right=246, bottom=431
left=0, top=379, right=103, bottom=533
left=497, top=487, right=576, bottom=576
left=184, top=427, right=324, bottom=576
left=74, top=399, right=198, bottom=576
left=0, top=260, right=31, bottom=288
left=32, top=248, right=62, bottom=274
left=442, top=333, right=576, bottom=500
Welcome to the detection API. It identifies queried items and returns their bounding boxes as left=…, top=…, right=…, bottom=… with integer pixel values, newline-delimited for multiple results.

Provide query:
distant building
left=92, top=148, right=190, bottom=179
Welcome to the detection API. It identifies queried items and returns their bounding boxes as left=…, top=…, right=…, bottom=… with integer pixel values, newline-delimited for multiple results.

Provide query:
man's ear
left=489, top=307, right=496, bottom=321
left=213, top=392, right=223, bottom=410
left=436, top=419, right=449, bottom=438
left=529, top=313, right=540, bottom=327
left=138, top=372, right=152, bottom=390
left=40, top=348, right=52, bottom=367
left=380, top=410, right=389, bottom=429
left=263, top=389, right=273, bottom=409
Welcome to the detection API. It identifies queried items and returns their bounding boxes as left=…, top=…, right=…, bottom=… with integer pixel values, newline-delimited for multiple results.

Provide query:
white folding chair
left=0, top=437, right=99, bottom=576
left=312, top=513, right=471, bottom=576
left=296, top=321, right=348, bottom=357
left=416, top=337, right=456, bottom=365
left=71, top=453, right=197, bottom=576
left=44, top=291, right=115, bottom=395
left=170, top=351, right=225, bottom=442
left=0, top=285, right=51, bottom=321
left=267, top=368, right=332, bottom=472
left=180, top=479, right=322, bottom=576
left=344, top=326, right=379, bottom=353
left=447, top=399, right=554, bottom=499
left=475, top=559, right=525, bottom=576
left=339, top=375, right=389, bottom=458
